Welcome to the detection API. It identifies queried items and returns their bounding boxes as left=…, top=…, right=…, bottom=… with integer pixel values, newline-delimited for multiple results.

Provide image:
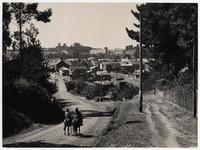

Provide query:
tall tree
left=126, top=3, right=197, bottom=80
left=21, top=25, right=49, bottom=83
left=3, top=3, right=12, bottom=53
left=10, top=3, right=52, bottom=57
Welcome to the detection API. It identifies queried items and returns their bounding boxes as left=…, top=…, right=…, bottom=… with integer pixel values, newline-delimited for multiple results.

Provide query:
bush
left=116, top=83, right=138, bottom=100
left=14, top=84, right=63, bottom=123
left=81, top=83, right=99, bottom=98
left=3, top=108, right=32, bottom=138
left=3, top=81, right=64, bottom=137
left=65, top=81, right=75, bottom=91
left=40, top=79, right=57, bottom=95
left=142, top=71, right=155, bottom=91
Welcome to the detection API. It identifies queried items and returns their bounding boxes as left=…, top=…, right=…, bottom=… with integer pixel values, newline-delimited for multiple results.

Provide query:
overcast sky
left=21, top=3, right=139, bottom=49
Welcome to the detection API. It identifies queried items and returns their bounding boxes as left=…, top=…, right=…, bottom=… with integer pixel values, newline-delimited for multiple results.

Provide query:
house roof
left=90, top=66, right=98, bottom=70
left=70, top=65, right=88, bottom=70
left=94, top=81, right=113, bottom=85
left=59, top=67, right=70, bottom=70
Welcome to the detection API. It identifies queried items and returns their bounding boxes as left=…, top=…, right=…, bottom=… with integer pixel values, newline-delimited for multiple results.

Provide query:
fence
left=156, top=86, right=194, bottom=112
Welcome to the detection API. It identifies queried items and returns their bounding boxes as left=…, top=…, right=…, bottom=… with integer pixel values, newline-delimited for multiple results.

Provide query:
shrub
left=81, top=83, right=99, bottom=98
left=65, top=81, right=75, bottom=91
left=40, top=79, right=57, bottom=95
left=3, top=81, right=64, bottom=137
left=3, top=108, right=32, bottom=138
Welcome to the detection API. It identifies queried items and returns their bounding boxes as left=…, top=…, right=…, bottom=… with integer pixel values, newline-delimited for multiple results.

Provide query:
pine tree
left=126, top=3, right=197, bottom=80
left=3, top=3, right=12, bottom=53
left=10, top=3, right=52, bottom=56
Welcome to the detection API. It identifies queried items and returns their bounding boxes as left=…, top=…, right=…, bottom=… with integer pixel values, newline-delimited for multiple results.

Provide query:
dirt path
left=144, top=94, right=197, bottom=147
left=3, top=75, right=113, bottom=147
left=144, top=105, right=160, bottom=146
left=151, top=103, right=180, bottom=147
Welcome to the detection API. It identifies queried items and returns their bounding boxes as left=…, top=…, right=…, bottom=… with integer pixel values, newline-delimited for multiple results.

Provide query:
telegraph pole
left=193, top=29, right=197, bottom=118
left=139, top=13, right=143, bottom=112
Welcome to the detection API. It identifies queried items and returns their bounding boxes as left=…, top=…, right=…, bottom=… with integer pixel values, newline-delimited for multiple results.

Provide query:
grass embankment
left=95, top=97, right=153, bottom=147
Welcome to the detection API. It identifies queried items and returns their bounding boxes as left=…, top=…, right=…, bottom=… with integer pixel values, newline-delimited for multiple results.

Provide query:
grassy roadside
left=94, top=98, right=153, bottom=147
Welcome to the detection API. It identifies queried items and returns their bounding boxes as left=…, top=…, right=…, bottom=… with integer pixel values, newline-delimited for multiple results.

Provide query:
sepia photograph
left=2, top=1, right=198, bottom=148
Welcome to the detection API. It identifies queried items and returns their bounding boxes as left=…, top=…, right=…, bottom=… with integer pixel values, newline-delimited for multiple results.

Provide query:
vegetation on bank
left=3, top=3, right=64, bottom=138
left=3, top=80, right=64, bottom=137
left=65, top=80, right=138, bottom=101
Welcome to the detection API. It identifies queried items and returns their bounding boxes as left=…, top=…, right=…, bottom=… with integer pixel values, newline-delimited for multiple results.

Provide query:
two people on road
left=63, top=108, right=83, bottom=136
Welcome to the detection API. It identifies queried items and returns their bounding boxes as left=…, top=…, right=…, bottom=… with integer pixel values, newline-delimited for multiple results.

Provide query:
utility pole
left=139, top=12, right=143, bottom=113
left=193, top=29, right=197, bottom=118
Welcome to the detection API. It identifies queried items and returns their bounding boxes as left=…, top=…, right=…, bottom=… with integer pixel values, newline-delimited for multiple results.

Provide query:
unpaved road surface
left=3, top=75, right=197, bottom=147
left=144, top=94, right=197, bottom=147
left=3, top=75, right=113, bottom=147
left=96, top=93, right=197, bottom=147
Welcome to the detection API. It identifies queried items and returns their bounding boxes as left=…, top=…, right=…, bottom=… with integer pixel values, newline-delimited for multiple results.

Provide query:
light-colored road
left=3, top=75, right=113, bottom=147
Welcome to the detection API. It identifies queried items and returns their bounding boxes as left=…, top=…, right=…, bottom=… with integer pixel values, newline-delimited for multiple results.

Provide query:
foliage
left=112, top=83, right=138, bottom=100
left=4, top=3, right=52, bottom=53
left=65, top=80, right=138, bottom=101
left=4, top=81, right=64, bottom=124
left=69, top=43, right=92, bottom=59
left=3, top=3, right=62, bottom=138
left=3, top=3, right=12, bottom=53
left=21, top=42, right=50, bottom=83
left=126, top=3, right=197, bottom=83
left=176, top=70, right=193, bottom=86
left=65, top=81, right=75, bottom=91
left=11, top=3, right=51, bottom=25
left=3, top=108, right=32, bottom=138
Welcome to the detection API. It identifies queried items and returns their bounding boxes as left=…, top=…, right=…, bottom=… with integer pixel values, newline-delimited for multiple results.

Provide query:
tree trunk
left=193, top=31, right=197, bottom=118
left=19, top=7, right=22, bottom=58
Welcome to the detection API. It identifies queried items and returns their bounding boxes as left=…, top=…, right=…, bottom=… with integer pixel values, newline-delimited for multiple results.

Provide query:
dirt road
left=96, top=93, right=197, bottom=147
left=3, top=75, right=197, bottom=147
left=144, top=94, right=197, bottom=147
left=3, top=75, right=113, bottom=147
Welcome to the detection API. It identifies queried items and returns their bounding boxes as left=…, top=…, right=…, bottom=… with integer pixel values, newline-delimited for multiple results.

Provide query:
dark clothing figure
left=72, top=113, right=79, bottom=136
left=63, top=109, right=72, bottom=135
left=75, top=108, right=83, bottom=135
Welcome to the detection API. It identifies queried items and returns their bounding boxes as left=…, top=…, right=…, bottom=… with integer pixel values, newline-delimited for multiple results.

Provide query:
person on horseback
left=63, top=108, right=72, bottom=135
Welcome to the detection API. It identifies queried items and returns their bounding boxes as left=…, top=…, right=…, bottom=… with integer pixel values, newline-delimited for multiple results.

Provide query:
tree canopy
left=3, top=3, right=52, bottom=54
left=126, top=3, right=197, bottom=81
left=3, top=3, right=12, bottom=53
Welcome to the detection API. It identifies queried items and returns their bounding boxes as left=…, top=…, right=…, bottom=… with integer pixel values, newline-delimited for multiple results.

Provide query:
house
left=70, top=65, right=89, bottom=80
left=55, top=60, right=70, bottom=71
left=99, top=62, right=120, bottom=72
left=119, top=58, right=139, bottom=73
left=59, top=67, right=71, bottom=76
left=90, top=48, right=106, bottom=54
left=94, top=71, right=112, bottom=81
